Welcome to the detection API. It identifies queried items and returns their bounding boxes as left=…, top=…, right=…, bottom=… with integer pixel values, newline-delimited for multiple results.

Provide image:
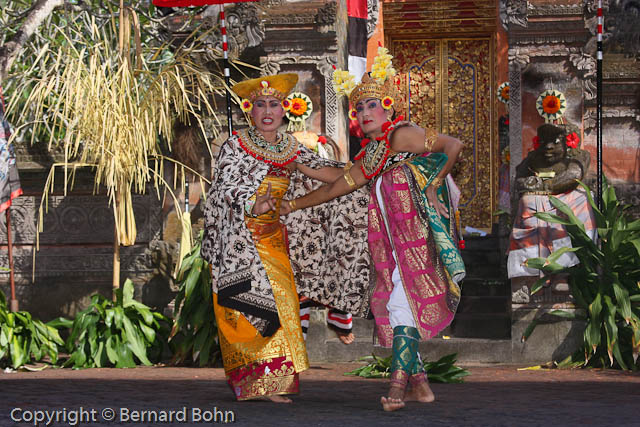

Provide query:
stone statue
left=508, top=123, right=597, bottom=292
left=515, top=123, right=589, bottom=196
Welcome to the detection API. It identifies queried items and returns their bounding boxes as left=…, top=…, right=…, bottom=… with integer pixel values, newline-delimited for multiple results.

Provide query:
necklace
left=355, top=116, right=404, bottom=179
left=234, top=127, right=300, bottom=167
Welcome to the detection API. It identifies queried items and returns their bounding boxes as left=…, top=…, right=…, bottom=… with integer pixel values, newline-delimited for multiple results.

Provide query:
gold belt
left=246, top=220, right=280, bottom=237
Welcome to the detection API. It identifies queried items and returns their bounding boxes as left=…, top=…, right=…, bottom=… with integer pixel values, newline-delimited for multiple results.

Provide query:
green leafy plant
left=64, top=279, right=170, bottom=368
left=169, top=231, right=219, bottom=367
left=523, top=179, right=640, bottom=370
left=344, top=352, right=470, bottom=383
left=0, top=291, right=69, bottom=369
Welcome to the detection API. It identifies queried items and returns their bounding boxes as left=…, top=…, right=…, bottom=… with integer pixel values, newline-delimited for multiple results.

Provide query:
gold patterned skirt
left=213, top=174, right=309, bottom=400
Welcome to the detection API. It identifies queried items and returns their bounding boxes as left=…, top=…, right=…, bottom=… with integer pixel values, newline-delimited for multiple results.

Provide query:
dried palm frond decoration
left=21, top=13, right=226, bottom=294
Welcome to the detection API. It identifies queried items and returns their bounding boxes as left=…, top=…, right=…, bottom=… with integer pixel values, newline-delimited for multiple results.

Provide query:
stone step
left=321, top=337, right=511, bottom=364
left=460, top=278, right=509, bottom=296
left=456, top=295, right=510, bottom=314
left=450, top=313, right=511, bottom=339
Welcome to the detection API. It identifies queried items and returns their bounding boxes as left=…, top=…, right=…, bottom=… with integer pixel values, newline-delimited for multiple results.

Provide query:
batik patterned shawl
left=368, top=153, right=465, bottom=347
left=286, top=132, right=372, bottom=316
left=284, top=165, right=372, bottom=318
left=202, top=131, right=371, bottom=336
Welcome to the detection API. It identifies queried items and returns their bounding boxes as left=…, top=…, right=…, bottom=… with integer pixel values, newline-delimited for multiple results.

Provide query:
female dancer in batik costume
left=201, top=73, right=370, bottom=403
left=282, top=47, right=466, bottom=411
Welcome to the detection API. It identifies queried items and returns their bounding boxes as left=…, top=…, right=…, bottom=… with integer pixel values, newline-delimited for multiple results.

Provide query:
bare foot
left=404, top=381, right=435, bottom=403
left=268, top=395, right=292, bottom=403
left=337, top=332, right=355, bottom=345
left=381, top=386, right=405, bottom=412
left=254, top=395, right=293, bottom=403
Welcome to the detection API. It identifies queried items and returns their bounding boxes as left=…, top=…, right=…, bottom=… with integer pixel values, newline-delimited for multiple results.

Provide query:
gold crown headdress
left=332, top=46, right=404, bottom=120
left=231, top=73, right=298, bottom=113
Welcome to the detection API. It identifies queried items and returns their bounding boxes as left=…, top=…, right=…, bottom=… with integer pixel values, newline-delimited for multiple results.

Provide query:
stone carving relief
left=315, top=1, right=336, bottom=26
left=528, top=3, right=584, bottom=16
left=603, top=0, right=640, bottom=55
left=583, top=108, right=640, bottom=129
left=367, top=0, right=379, bottom=38
left=508, top=45, right=598, bottom=100
left=200, top=2, right=264, bottom=60
left=500, top=0, right=528, bottom=30
left=0, top=194, right=162, bottom=245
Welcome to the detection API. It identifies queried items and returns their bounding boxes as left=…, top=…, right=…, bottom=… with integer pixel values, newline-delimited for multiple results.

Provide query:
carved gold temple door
left=390, top=38, right=497, bottom=230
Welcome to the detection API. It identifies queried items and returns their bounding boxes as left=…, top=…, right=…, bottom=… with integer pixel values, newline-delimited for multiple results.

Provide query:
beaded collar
left=354, top=116, right=404, bottom=179
left=234, top=127, right=300, bottom=167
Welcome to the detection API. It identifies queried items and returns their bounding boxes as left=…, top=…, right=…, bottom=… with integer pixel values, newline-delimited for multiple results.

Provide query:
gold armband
left=424, top=128, right=437, bottom=152
left=430, top=177, right=444, bottom=189
left=344, top=160, right=353, bottom=171
left=344, top=169, right=357, bottom=188
left=289, top=199, right=298, bottom=212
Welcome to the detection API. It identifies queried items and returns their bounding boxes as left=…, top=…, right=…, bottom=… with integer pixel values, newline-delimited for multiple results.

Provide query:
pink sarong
left=368, top=165, right=462, bottom=347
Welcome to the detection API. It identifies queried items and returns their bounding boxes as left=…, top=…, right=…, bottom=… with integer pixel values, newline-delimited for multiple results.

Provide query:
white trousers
left=375, top=178, right=416, bottom=329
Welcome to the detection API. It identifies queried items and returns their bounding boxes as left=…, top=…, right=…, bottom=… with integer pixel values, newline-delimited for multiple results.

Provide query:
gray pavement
left=1, top=364, right=639, bottom=426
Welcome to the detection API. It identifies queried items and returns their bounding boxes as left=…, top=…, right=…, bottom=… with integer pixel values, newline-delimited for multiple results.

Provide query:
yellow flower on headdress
left=240, top=99, right=253, bottom=112
left=371, top=46, right=396, bottom=85
left=349, top=108, right=358, bottom=121
left=381, top=96, right=394, bottom=110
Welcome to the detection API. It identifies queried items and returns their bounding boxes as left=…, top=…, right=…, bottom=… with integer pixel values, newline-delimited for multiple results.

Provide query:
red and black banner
left=347, top=0, right=368, bottom=82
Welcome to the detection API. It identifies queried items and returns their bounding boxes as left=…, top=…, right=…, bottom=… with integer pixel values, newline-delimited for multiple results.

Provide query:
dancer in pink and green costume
left=281, top=47, right=466, bottom=411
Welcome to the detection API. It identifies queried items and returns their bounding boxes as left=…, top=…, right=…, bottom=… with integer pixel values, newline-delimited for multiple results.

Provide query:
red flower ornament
left=317, top=136, right=327, bottom=144
left=532, top=136, right=540, bottom=150
left=566, top=132, right=580, bottom=149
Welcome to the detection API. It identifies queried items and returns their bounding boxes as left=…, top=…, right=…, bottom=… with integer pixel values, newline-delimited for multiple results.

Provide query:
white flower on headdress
left=332, top=69, right=357, bottom=97
left=371, top=46, right=396, bottom=85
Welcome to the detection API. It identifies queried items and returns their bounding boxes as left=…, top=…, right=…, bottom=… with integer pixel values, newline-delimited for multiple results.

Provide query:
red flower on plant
left=532, top=136, right=540, bottom=150
left=566, top=132, right=580, bottom=149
